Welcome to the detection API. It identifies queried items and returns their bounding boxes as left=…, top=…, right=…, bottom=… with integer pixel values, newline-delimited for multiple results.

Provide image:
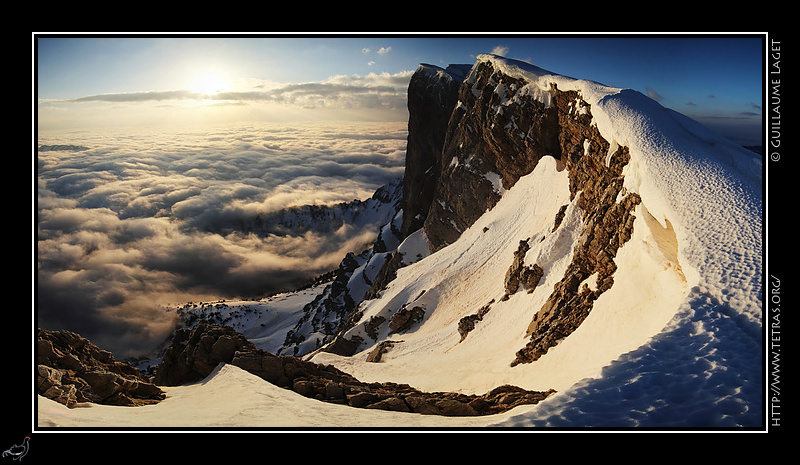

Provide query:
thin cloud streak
left=59, top=70, right=415, bottom=110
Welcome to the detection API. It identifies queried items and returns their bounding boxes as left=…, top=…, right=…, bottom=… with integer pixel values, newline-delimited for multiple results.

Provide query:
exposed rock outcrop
left=423, top=58, right=561, bottom=252
left=504, top=239, right=544, bottom=296
left=457, top=300, right=494, bottom=342
left=388, top=305, right=425, bottom=334
left=276, top=181, right=405, bottom=357
left=153, top=323, right=255, bottom=386
left=37, top=328, right=165, bottom=407
left=279, top=251, right=363, bottom=356
left=154, top=323, right=554, bottom=416
left=401, top=63, right=469, bottom=239
left=365, top=340, right=401, bottom=363
left=362, top=250, right=405, bottom=301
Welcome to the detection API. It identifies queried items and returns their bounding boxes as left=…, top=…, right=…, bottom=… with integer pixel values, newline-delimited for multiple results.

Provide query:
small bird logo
left=2, top=437, right=29, bottom=461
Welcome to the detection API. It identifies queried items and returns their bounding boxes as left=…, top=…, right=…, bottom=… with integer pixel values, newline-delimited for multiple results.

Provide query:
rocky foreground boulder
left=152, top=323, right=255, bottom=386
left=155, top=323, right=555, bottom=416
left=37, top=328, right=165, bottom=408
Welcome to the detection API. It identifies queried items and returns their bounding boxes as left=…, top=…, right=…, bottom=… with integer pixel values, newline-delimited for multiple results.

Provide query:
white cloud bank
left=36, top=121, right=407, bottom=356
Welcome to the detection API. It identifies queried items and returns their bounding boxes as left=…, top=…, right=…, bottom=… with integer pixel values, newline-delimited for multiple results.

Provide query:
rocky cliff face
left=400, top=63, right=470, bottom=239
left=268, top=66, right=469, bottom=357
left=356, top=55, right=643, bottom=365
left=423, top=58, right=562, bottom=251
left=512, top=96, right=641, bottom=365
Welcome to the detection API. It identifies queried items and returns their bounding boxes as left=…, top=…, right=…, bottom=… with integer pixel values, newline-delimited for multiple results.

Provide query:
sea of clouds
left=36, top=121, right=407, bottom=356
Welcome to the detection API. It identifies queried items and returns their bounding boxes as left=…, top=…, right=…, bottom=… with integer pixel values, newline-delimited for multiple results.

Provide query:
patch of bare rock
left=156, top=323, right=555, bottom=416
left=37, top=328, right=166, bottom=408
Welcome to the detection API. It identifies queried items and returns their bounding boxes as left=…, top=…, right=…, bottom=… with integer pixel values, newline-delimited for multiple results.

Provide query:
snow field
left=310, top=156, right=570, bottom=391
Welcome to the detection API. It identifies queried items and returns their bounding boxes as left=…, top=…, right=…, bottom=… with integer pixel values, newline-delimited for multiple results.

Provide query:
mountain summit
left=40, top=54, right=763, bottom=428
left=306, top=54, right=762, bottom=425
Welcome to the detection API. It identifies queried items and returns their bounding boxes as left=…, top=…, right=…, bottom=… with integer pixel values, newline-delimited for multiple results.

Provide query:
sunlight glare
left=190, top=72, right=230, bottom=97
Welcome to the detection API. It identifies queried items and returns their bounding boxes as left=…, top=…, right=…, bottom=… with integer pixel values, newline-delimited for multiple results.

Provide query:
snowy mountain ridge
left=204, top=176, right=403, bottom=242
left=40, top=54, right=763, bottom=428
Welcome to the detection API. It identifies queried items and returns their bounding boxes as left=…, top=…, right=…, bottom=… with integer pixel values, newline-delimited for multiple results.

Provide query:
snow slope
left=37, top=55, right=763, bottom=429
left=310, top=156, right=694, bottom=393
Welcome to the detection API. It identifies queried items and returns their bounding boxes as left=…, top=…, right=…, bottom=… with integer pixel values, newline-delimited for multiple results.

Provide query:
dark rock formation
left=276, top=182, right=405, bottom=357
left=365, top=340, right=402, bottom=363
left=457, top=300, right=494, bottom=342
left=323, top=334, right=365, bottom=358
left=364, top=315, right=386, bottom=340
left=153, top=323, right=255, bottom=386
left=423, top=58, right=561, bottom=252
left=388, top=305, right=425, bottom=334
left=504, top=239, right=545, bottom=296
left=552, top=204, right=568, bottom=232
left=401, top=64, right=469, bottom=239
left=37, top=328, right=165, bottom=407
left=279, top=250, right=367, bottom=356
left=362, top=250, right=405, bottom=300
left=340, top=63, right=468, bottom=330
left=153, top=323, right=554, bottom=416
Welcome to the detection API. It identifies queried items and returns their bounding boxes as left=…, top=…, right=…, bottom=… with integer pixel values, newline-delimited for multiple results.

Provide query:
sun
left=189, top=72, right=231, bottom=96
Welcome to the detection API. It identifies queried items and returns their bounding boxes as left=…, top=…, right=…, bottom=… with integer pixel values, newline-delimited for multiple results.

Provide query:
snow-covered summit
left=477, top=53, right=762, bottom=327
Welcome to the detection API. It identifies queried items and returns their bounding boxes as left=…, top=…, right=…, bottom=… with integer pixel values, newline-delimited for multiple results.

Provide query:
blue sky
left=36, top=34, right=764, bottom=144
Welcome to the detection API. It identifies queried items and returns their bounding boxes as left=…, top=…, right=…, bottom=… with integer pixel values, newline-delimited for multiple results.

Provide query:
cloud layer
left=37, top=122, right=407, bottom=356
